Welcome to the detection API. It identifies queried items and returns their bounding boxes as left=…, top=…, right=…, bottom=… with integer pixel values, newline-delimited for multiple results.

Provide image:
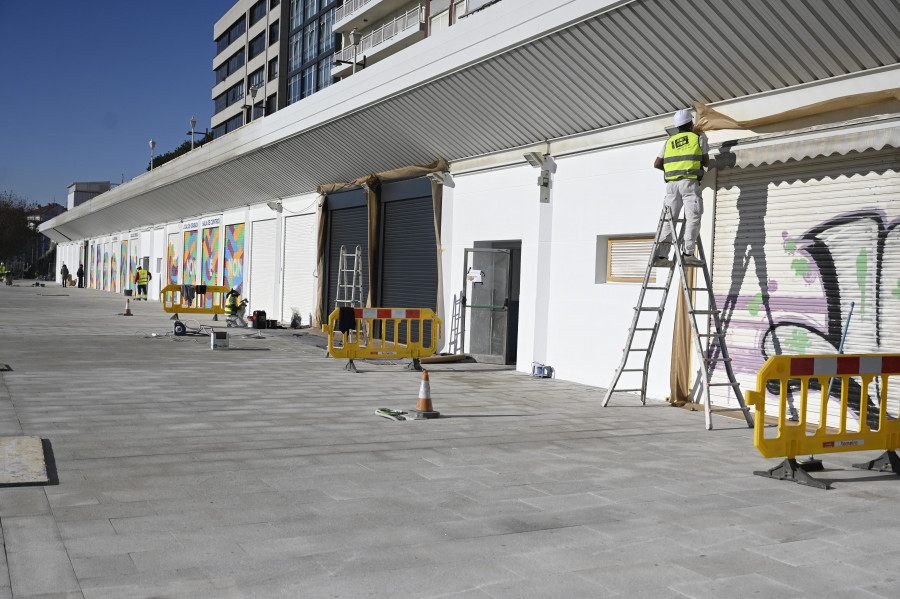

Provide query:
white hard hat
left=673, top=109, right=693, bottom=127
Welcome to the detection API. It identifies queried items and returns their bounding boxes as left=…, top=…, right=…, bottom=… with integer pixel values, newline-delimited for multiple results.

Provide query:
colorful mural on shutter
left=183, top=230, right=198, bottom=285
left=202, top=227, right=220, bottom=308
left=110, top=245, right=118, bottom=292
left=120, top=241, right=128, bottom=292
left=224, top=223, right=245, bottom=296
left=103, top=246, right=109, bottom=290
left=167, top=234, right=179, bottom=285
left=94, top=245, right=101, bottom=288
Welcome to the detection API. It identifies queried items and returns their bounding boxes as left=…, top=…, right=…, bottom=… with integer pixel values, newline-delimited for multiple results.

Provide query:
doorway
left=460, top=241, right=521, bottom=364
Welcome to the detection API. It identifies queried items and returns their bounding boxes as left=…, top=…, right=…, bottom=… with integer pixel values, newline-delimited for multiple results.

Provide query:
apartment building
left=212, top=0, right=343, bottom=138
left=212, top=0, right=284, bottom=138
left=331, top=0, right=473, bottom=79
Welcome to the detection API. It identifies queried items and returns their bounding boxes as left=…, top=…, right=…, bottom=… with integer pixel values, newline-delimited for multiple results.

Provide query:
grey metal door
left=461, top=248, right=512, bottom=364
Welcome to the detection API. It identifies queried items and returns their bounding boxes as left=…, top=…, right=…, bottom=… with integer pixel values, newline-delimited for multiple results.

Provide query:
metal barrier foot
left=852, top=450, right=900, bottom=475
left=345, top=359, right=358, bottom=373
left=170, top=313, right=179, bottom=320
left=796, top=457, right=824, bottom=472
left=405, top=358, right=423, bottom=371
left=754, top=458, right=830, bottom=490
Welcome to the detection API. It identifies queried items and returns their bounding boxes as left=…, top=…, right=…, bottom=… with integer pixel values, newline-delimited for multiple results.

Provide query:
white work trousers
left=657, top=178, right=703, bottom=257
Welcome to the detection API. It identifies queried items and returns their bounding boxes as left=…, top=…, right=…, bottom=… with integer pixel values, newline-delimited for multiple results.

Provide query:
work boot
left=682, top=254, right=705, bottom=267
left=652, top=256, right=673, bottom=268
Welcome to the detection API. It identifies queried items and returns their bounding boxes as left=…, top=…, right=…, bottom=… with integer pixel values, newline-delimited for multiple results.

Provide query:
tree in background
left=0, top=190, right=38, bottom=262
left=147, top=133, right=214, bottom=171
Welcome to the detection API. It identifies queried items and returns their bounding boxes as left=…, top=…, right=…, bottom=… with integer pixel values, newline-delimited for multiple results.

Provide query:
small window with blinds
left=607, top=237, right=655, bottom=283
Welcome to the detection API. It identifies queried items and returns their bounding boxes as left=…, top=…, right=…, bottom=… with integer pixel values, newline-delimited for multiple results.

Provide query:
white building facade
left=45, top=0, right=900, bottom=419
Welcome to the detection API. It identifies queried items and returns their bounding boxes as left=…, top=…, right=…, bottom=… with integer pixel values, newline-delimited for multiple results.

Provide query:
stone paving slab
left=0, top=438, right=48, bottom=486
left=1, top=282, right=900, bottom=598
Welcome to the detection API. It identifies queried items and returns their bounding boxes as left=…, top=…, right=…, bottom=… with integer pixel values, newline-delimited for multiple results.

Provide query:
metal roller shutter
left=710, top=147, right=900, bottom=423
left=380, top=179, right=437, bottom=345
left=250, top=219, right=277, bottom=318
left=326, top=206, right=369, bottom=315
left=281, top=214, right=317, bottom=324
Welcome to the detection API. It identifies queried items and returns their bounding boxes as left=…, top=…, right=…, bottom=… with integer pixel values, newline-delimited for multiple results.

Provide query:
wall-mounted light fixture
left=524, top=152, right=556, bottom=203
left=266, top=200, right=283, bottom=213
left=426, top=171, right=455, bottom=188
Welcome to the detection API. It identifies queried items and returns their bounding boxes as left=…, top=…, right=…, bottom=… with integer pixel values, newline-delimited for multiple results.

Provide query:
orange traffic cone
left=123, top=296, right=133, bottom=316
left=412, top=370, right=440, bottom=419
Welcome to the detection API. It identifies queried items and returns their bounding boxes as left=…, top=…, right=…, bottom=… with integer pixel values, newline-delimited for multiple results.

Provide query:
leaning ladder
left=602, top=206, right=753, bottom=430
left=334, top=245, right=364, bottom=311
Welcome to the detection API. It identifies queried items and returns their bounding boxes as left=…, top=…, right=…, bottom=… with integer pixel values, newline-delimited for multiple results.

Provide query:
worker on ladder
left=652, top=109, right=709, bottom=268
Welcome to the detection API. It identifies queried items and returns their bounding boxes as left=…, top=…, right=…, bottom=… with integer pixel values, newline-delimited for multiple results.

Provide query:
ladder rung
left=634, top=327, right=656, bottom=331
left=687, top=287, right=710, bottom=291
left=703, top=358, right=732, bottom=362
left=709, top=407, right=751, bottom=413
left=628, top=348, right=650, bottom=352
left=636, top=307, right=663, bottom=312
left=699, top=333, right=724, bottom=337
left=620, top=368, right=645, bottom=372
left=644, top=286, right=668, bottom=290
left=691, top=310, right=721, bottom=315
left=707, top=382, right=740, bottom=387
left=612, top=388, right=644, bottom=393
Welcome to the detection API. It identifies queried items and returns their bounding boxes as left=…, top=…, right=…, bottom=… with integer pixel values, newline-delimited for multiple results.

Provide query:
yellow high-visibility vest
left=136, top=269, right=149, bottom=285
left=663, top=131, right=703, bottom=181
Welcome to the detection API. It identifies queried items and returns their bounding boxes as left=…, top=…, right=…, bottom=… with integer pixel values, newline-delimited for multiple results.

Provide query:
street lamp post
left=149, top=139, right=156, bottom=169
left=350, top=28, right=362, bottom=75
left=190, top=117, right=197, bottom=150
left=246, top=85, right=260, bottom=123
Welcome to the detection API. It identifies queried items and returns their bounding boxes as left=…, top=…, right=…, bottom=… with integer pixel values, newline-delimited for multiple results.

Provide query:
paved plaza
left=1, top=281, right=899, bottom=598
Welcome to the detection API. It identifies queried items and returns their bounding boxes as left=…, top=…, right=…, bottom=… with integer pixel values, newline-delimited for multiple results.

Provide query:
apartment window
left=317, top=59, right=332, bottom=90
left=430, top=10, right=449, bottom=35
left=269, top=20, right=280, bottom=45
left=270, top=0, right=280, bottom=8
left=225, top=113, right=244, bottom=134
left=287, top=73, right=302, bottom=105
left=268, top=57, right=279, bottom=81
left=249, top=67, right=265, bottom=90
left=266, top=93, right=277, bottom=115
left=249, top=0, right=267, bottom=27
left=216, top=50, right=245, bottom=85
left=249, top=32, right=266, bottom=60
left=303, top=22, right=317, bottom=63
left=302, top=65, right=316, bottom=98
left=289, top=32, right=302, bottom=71
left=216, top=16, right=247, bottom=55
left=604, top=237, right=656, bottom=283
left=305, top=0, right=318, bottom=20
left=318, top=9, right=334, bottom=53
left=290, top=0, right=302, bottom=29
left=213, top=80, right=245, bottom=114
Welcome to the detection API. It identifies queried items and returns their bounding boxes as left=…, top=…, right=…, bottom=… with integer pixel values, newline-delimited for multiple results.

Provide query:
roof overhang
left=41, top=0, right=900, bottom=243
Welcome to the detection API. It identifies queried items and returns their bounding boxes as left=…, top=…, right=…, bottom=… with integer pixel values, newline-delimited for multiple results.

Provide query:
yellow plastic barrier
left=326, top=307, right=442, bottom=372
left=160, top=284, right=230, bottom=317
left=745, top=353, right=900, bottom=489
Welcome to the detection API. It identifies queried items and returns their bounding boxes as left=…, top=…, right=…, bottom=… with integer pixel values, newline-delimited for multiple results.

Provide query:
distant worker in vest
left=60, top=263, right=69, bottom=287
left=224, top=288, right=247, bottom=327
left=652, top=109, right=709, bottom=268
left=76, top=264, right=85, bottom=288
left=133, top=265, right=151, bottom=300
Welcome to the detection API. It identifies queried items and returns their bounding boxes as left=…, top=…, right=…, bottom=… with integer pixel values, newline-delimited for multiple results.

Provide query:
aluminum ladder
left=602, top=206, right=753, bottom=430
left=334, top=245, right=364, bottom=311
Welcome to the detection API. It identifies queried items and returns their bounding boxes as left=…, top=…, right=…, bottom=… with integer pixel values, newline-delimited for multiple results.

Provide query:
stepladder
left=602, top=205, right=753, bottom=430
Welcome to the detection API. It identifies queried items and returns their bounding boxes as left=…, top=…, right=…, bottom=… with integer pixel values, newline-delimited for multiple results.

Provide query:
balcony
left=334, top=0, right=413, bottom=33
left=333, top=6, right=424, bottom=77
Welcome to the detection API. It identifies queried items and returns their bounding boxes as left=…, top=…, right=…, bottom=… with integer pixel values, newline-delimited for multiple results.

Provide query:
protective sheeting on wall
left=710, top=145, right=900, bottom=428
left=281, top=213, right=317, bottom=324
left=249, top=219, right=277, bottom=317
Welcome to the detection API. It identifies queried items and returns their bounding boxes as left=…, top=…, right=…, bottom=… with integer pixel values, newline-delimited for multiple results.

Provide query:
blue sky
left=0, top=1, right=232, bottom=206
